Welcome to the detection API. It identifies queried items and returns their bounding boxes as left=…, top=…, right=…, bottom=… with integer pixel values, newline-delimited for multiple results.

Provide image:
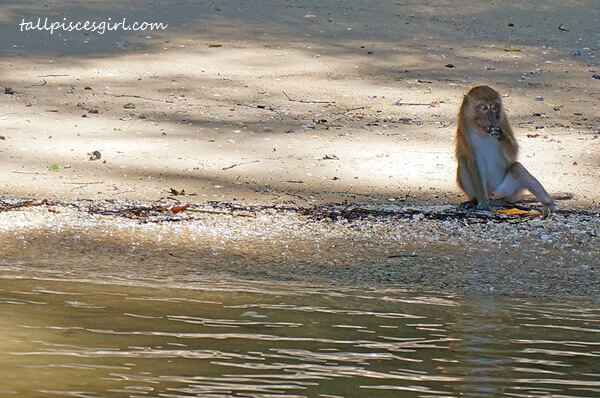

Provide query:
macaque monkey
left=455, top=85, right=556, bottom=213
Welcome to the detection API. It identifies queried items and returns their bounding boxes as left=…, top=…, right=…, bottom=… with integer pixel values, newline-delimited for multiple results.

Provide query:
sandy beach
left=0, top=0, right=599, bottom=296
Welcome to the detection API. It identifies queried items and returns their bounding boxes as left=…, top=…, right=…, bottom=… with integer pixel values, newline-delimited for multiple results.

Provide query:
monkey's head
left=462, top=85, right=504, bottom=138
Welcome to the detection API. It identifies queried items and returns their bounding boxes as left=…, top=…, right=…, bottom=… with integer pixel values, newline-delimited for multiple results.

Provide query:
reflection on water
left=0, top=275, right=598, bottom=397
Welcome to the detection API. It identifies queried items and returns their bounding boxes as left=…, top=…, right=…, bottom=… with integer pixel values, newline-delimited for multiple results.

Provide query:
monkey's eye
left=478, top=105, right=489, bottom=112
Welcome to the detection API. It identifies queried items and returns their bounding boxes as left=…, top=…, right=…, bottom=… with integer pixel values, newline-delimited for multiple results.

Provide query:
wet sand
left=0, top=199, right=598, bottom=297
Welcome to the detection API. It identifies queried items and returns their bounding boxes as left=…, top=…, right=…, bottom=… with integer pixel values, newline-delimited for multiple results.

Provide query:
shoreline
left=1, top=196, right=598, bottom=298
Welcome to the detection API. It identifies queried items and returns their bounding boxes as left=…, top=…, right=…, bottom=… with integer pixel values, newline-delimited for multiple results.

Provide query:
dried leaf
left=24, top=199, right=48, bottom=207
left=165, top=203, right=190, bottom=213
left=496, top=208, right=541, bottom=216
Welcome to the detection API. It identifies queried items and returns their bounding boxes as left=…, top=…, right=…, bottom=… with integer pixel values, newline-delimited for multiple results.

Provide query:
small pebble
left=4, top=87, right=14, bottom=95
left=89, top=150, right=101, bottom=161
left=535, top=96, right=544, bottom=101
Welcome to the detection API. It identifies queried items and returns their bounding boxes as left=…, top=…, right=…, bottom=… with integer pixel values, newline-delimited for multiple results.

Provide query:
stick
left=11, top=171, right=45, bottom=175
left=63, top=181, right=104, bottom=185
left=346, top=106, right=366, bottom=112
left=283, top=91, right=335, bottom=104
left=26, top=79, right=47, bottom=88
left=222, top=160, right=260, bottom=170
left=187, top=208, right=256, bottom=218
left=387, top=253, right=418, bottom=258
left=104, top=92, right=165, bottom=102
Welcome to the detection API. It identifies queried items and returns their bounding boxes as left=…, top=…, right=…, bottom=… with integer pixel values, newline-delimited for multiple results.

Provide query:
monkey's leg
left=457, top=159, right=477, bottom=200
left=457, top=158, right=492, bottom=209
left=489, top=172, right=520, bottom=200
left=491, top=162, right=556, bottom=212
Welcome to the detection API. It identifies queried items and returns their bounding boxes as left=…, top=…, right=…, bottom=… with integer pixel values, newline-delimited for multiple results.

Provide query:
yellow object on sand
left=496, top=208, right=541, bottom=216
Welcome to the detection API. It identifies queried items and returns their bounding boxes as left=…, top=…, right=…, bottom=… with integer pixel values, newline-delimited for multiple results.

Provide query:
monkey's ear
left=461, top=94, right=470, bottom=106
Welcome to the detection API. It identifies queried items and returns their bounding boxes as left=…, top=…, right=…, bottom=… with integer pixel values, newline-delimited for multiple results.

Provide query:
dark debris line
left=0, top=197, right=596, bottom=224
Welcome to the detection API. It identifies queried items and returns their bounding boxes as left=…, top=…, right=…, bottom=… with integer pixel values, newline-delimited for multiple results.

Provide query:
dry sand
left=0, top=1, right=599, bottom=295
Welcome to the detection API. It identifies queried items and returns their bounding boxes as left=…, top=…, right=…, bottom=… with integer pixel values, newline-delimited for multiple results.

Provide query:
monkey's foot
left=458, top=200, right=478, bottom=210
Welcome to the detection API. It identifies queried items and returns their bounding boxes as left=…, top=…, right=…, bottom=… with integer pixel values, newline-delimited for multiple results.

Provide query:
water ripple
left=0, top=277, right=597, bottom=397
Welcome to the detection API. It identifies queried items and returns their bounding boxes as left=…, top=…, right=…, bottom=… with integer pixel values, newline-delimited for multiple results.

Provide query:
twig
left=26, top=79, right=47, bottom=88
left=394, top=102, right=430, bottom=106
left=12, top=171, right=45, bottom=175
left=68, top=182, right=102, bottom=191
left=0, top=199, right=49, bottom=212
left=222, top=160, right=260, bottom=170
left=104, top=92, right=165, bottom=102
left=347, top=106, right=366, bottom=112
left=237, top=103, right=279, bottom=113
left=63, top=181, right=104, bottom=185
left=387, top=253, right=418, bottom=258
left=187, top=208, right=256, bottom=217
left=283, top=91, right=335, bottom=104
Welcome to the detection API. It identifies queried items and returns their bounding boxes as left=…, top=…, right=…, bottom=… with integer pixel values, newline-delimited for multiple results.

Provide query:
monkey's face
left=474, top=101, right=501, bottom=135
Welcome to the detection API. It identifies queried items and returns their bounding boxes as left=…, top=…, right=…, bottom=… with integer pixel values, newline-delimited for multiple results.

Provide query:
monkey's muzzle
left=487, top=110, right=504, bottom=140
left=488, top=125, right=503, bottom=140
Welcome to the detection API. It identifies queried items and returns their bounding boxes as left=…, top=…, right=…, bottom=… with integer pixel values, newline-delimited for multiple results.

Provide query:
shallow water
left=0, top=272, right=598, bottom=397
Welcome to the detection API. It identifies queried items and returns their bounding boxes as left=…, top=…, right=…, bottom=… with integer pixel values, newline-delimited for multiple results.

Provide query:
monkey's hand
left=488, top=125, right=504, bottom=140
left=541, top=201, right=557, bottom=216
left=475, top=198, right=491, bottom=210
